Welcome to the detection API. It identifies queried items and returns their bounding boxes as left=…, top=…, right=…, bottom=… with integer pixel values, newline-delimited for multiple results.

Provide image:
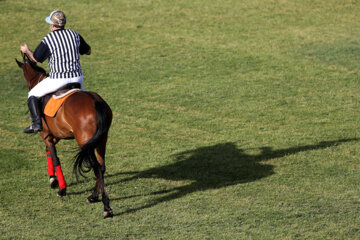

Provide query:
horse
left=16, top=52, right=113, bottom=218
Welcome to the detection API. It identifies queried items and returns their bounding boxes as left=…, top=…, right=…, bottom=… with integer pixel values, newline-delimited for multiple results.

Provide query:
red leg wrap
left=55, top=165, right=67, bottom=189
left=46, top=151, right=55, bottom=176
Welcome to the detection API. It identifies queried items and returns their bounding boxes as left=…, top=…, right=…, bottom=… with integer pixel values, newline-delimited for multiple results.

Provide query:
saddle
left=42, top=83, right=82, bottom=117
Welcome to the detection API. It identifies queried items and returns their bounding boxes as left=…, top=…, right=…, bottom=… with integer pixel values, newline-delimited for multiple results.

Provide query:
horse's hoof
left=57, top=188, right=66, bottom=197
left=104, top=210, right=113, bottom=219
left=86, top=195, right=99, bottom=203
left=49, top=176, right=58, bottom=189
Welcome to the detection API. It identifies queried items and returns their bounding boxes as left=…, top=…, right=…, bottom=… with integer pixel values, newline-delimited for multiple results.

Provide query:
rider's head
left=45, top=10, right=66, bottom=30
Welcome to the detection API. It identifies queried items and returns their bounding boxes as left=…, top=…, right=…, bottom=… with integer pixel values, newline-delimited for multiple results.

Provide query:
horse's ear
left=21, top=51, right=25, bottom=61
left=15, top=58, right=23, bottom=68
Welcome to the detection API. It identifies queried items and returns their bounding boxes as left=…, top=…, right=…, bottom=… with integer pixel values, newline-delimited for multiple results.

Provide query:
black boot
left=24, top=96, right=43, bottom=134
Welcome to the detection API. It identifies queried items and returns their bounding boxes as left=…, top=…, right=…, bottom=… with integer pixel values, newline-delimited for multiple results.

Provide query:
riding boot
left=24, top=96, right=43, bottom=134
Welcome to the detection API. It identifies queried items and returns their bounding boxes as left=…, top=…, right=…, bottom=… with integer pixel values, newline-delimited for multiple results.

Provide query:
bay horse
left=16, top=53, right=113, bottom=218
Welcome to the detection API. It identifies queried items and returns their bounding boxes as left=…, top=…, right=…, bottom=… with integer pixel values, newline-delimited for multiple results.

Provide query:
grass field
left=1, top=0, right=359, bottom=239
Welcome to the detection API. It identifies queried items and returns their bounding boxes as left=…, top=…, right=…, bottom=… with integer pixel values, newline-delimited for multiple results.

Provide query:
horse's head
left=16, top=52, right=47, bottom=90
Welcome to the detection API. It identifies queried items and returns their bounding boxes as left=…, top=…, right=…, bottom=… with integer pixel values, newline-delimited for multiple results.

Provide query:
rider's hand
left=20, top=44, right=29, bottom=54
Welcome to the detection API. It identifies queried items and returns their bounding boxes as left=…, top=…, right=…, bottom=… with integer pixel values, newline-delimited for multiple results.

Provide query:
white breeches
left=28, top=75, right=85, bottom=98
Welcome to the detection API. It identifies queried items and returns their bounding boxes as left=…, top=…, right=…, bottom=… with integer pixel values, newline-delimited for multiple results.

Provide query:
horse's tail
left=73, top=97, right=112, bottom=179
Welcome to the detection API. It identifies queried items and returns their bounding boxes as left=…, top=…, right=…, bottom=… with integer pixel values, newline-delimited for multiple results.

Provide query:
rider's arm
left=79, top=35, right=91, bottom=55
left=20, top=42, right=50, bottom=63
left=33, top=42, right=50, bottom=63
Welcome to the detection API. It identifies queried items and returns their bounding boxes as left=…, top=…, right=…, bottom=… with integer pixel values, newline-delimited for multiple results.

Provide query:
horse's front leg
left=43, top=136, right=67, bottom=197
left=46, top=146, right=58, bottom=189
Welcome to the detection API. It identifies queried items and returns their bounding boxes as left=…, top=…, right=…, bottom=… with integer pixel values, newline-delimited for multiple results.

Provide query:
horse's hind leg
left=98, top=167, right=113, bottom=218
left=86, top=139, right=105, bottom=204
left=96, top=136, right=113, bottom=218
left=86, top=167, right=100, bottom=203
left=86, top=136, right=112, bottom=217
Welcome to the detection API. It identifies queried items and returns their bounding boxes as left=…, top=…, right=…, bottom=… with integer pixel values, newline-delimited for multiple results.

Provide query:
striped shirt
left=34, top=29, right=90, bottom=79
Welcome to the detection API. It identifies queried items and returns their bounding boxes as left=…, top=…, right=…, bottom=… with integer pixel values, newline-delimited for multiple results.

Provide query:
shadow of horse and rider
left=70, top=138, right=357, bottom=216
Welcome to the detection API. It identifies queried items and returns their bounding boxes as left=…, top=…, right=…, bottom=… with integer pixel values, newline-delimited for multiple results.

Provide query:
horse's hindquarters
left=45, top=92, right=98, bottom=142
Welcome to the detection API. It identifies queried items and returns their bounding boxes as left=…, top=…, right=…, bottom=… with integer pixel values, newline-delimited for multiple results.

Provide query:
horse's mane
left=27, top=59, right=48, bottom=76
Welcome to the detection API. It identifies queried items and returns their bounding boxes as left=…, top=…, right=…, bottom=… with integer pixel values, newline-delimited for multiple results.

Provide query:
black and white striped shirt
left=34, top=29, right=90, bottom=79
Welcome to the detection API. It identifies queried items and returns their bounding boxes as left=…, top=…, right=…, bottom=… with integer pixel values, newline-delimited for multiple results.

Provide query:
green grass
left=1, top=0, right=359, bottom=239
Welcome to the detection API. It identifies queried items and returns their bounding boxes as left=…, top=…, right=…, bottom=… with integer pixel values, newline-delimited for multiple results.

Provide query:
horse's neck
left=28, top=73, right=47, bottom=89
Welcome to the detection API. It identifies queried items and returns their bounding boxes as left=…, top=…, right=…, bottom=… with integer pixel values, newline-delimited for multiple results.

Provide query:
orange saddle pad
left=44, top=90, right=79, bottom=117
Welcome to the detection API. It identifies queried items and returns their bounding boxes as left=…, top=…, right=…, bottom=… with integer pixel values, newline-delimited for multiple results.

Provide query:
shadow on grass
left=113, top=138, right=358, bottom=216
left=70, top=138, right=358, bottom=216
left=109, top=138, right=359, bottom=216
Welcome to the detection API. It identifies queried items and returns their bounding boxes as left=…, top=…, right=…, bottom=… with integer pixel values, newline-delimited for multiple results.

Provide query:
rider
left=20, top=10, right=91, bottom=134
